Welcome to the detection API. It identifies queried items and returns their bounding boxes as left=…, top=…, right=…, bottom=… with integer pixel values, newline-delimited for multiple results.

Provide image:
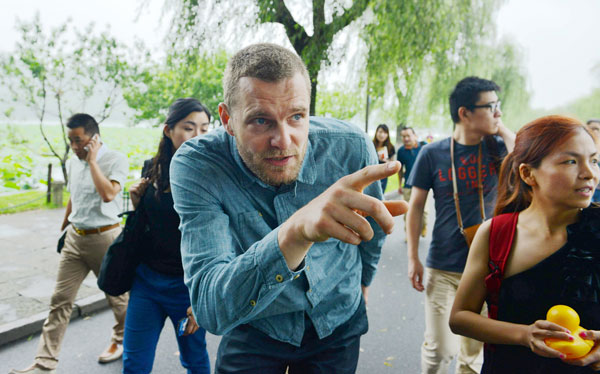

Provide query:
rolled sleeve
left=256, top=227, right=305, bottom=288
left=107, top=153, right=128, bottom=187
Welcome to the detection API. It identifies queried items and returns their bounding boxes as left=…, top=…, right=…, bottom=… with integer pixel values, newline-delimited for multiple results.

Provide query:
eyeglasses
left=470, top=101, right=501, bottom=114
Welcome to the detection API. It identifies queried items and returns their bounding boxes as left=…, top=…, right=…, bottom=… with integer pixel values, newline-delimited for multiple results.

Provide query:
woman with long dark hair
left=372, top=123, right=396, bottom=193
left=122, top=98, right=211, bottom=374
left=449, top=115, right=600, bottom=373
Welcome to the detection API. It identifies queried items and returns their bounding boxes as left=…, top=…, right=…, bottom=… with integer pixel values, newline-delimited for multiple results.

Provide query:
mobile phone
left=177, top=317, right=189, bottom=337
left=84, top=134, right=100, bottom=152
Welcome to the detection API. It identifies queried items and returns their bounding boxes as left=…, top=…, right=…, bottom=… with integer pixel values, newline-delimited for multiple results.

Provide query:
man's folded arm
left=171, top=157, right=302, bottom=335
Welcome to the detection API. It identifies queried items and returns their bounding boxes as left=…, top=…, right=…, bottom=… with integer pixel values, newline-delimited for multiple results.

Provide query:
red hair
left=494, top=115, right=592, bottom=216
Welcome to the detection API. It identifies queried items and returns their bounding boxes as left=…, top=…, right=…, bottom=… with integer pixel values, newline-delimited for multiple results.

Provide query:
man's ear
left=457, top=106, right=470, bottom=123
left=219, top=103, right=234, bottom=136
left=519, top=163, right=536, bottom=187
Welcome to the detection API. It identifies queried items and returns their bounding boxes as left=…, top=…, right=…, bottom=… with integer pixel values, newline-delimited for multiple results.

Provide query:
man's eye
left=292, top=114, right=302, bottom=121
left=254, top=118, right=267, bottom=125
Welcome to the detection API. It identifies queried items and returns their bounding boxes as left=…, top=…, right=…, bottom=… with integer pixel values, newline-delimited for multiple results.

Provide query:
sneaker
left=98, top=342, right=123, bottom=364
left=9, top=363, right=56, bottom=374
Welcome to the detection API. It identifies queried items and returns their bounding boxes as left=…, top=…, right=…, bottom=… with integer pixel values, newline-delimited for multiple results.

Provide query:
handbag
left=57, top=226, right=68, bottom=253
left=97, top=194, right=148, bottom=296
left=451, top=137, right=485, bottom=247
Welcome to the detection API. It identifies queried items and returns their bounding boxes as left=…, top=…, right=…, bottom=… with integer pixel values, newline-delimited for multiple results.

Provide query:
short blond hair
left=223, top=43, right=311, bottom=109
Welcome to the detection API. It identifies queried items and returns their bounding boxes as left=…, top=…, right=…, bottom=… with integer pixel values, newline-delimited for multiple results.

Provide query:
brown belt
left=73, top=223, right=120, bottom=236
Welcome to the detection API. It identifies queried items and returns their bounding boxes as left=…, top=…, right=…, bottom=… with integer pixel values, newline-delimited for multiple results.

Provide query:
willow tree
left=364, top=0, right=507, bottom=128
left=0, top=15, right=131, bottom=183
left=123, top=51, right=227, bottom=125
left=159, top=0, right=370, bottom=115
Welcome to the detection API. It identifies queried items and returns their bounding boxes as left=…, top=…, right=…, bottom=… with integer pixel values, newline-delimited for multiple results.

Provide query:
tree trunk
left=310, top=77, right=317, bottom=116
left=61, top=160, right=68, bottom=185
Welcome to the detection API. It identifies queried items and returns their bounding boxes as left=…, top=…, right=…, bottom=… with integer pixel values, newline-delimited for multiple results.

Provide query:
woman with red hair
left=450, top=115, right=600, bottom=373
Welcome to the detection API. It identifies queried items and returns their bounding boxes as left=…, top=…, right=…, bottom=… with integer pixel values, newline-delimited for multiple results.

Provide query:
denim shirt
left=170, top=117, right=386, bottom=346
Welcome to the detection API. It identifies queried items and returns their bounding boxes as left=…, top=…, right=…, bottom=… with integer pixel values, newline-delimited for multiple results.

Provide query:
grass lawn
left=0, top=189, right=69, bottom=215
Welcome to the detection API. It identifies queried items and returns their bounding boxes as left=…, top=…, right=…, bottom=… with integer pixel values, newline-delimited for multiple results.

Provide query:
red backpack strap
left=485, top=212, right=518, bottom=320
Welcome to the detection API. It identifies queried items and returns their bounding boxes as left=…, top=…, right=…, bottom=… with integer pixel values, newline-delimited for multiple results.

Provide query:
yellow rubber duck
left=545, top=305, right=594, bottom=359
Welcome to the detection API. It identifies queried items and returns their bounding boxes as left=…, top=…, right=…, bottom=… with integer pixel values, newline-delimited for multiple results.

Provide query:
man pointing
left=170, top=43, right=400, bottom=373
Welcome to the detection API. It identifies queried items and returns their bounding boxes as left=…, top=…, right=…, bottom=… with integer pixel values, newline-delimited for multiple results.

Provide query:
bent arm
left=449, top=220, right=527, bottom=344
left=172, top=156, right=301, bottom=335
left=406, top=186, right=427, bottom=291
left=89, top=160, right=121, bottom=202
left=61, top=198, right=72, bottom=231
left=496, top=121, right=515, bottom=153
left=449, top=221, right=570, bottom=356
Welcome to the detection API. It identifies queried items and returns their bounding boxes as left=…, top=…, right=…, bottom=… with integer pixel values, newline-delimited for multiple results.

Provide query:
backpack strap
left=485, top=212, right=519, bottom=320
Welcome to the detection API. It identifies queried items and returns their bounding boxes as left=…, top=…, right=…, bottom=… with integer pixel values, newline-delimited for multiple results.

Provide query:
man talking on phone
left=10, top=114, right=129, bottom=374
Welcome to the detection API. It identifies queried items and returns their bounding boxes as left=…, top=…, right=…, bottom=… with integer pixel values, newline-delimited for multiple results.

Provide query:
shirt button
left=275, top=274, right=284, bottom=282
left=294, top=274, right=300, bottom=280
left=306, top=266, right=310, bottom=271
left=249, top=300, right=256, bottom=306
left=308, top=289, right=312, bottom=293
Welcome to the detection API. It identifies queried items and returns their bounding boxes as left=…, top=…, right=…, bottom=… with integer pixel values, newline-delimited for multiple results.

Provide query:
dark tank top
left=483, top=207, right=600, bottom=374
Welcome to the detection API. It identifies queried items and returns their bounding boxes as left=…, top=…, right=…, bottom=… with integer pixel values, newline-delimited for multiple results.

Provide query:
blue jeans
left=122, top=264, right=210, bottom=374
left=215, top=297, right=368, bottom=374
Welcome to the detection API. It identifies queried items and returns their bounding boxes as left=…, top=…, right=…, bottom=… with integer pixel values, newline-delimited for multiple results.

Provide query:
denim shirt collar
left=228, top=133, right=317, bottom=190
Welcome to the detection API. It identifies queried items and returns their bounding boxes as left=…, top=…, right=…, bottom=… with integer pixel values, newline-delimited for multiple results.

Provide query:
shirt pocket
left=236, top=210, right=273, bottom=251
left=71, top=183, right=96, bottom=203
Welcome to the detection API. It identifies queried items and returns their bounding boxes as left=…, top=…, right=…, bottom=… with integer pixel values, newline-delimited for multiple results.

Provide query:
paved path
left=0, top=191, right=440, bottom=373
left=0, top=208, right=105, bottom=345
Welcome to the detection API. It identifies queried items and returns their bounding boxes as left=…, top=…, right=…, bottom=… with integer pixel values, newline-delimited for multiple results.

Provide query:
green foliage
left=160, top=0, right=371, bottom=115
left=0, top=124, right=161, bottom=194
left=0, top=125, right=36, bottom=191
left=546, top=88, right=600, bottom=123
left=0, top=15, right=133, bottom=183
left=123, top=51, right=227, bottom=125
left=0, top=154, right=34, bottom=190
left=316, top=85, right=362, bottom=121
left=361, top=0, right=533, bottom=132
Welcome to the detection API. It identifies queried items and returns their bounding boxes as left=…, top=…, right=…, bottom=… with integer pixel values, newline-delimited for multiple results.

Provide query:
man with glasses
left=10, top=114, right=129, bottom=374
left=405, top=77, right=515, bottom=374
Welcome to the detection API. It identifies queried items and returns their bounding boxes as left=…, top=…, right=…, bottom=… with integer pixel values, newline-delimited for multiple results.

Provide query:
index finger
left=345, top=161, right=401, bottom=192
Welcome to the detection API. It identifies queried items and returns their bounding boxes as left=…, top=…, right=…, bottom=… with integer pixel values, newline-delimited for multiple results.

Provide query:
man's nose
left=270, top=123, right=292, bottom=149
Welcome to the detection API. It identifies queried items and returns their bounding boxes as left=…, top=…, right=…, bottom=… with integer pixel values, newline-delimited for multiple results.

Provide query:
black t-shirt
left=407, top=136, right=506, bottom=272
left=139, top=159, right=183, bottom=276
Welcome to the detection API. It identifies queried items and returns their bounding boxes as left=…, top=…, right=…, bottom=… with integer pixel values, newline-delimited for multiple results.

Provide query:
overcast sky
left=1, top=0, right=599, bottom=110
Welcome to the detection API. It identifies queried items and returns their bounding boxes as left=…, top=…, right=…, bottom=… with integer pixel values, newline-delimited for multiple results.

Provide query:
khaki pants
left=403, top=188, right=427, bottom=236
left=421, top=268, right=484, bottom=374
left=35, top=225, right=129, bottom=370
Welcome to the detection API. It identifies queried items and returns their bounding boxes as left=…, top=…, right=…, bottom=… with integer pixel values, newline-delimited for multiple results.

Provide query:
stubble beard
left=236, top=137, right=307, bottom=187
